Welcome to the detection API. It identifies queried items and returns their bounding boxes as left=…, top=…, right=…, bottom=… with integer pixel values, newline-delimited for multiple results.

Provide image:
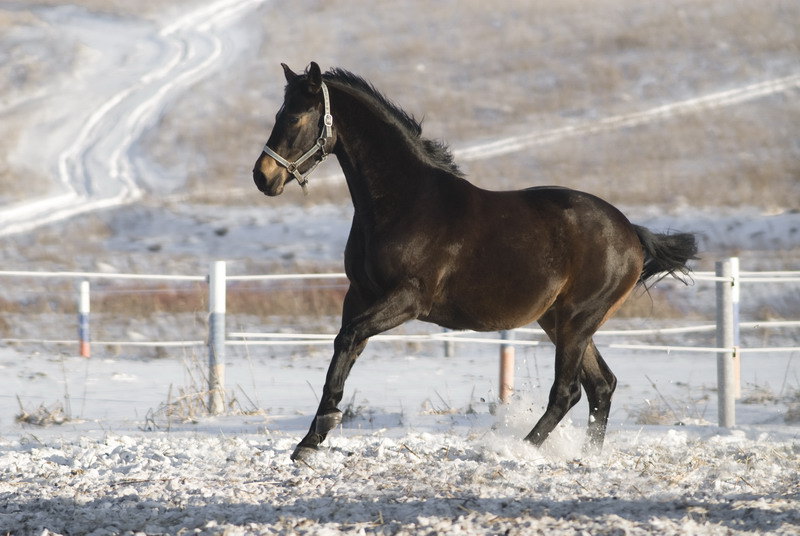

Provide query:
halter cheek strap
left=263, top=82, right=333, bottom=195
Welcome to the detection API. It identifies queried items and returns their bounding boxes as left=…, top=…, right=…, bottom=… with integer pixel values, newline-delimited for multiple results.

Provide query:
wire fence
left=0, top=262, right=798, bottom=353
left=1, top=259, right=798, bottom=425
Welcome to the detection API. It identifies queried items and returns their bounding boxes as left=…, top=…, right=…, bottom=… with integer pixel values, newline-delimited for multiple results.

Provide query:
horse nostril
left=253, top=168, right=267, bottom=191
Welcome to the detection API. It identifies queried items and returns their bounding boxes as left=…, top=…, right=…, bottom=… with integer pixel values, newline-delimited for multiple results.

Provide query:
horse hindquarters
left=523, top=206, right=643, bottom=450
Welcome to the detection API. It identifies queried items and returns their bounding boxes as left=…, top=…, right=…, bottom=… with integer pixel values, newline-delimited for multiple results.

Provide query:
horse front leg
left=291, top=282, right=424, bottom=462
left=291, top=336, right=368, bottom=461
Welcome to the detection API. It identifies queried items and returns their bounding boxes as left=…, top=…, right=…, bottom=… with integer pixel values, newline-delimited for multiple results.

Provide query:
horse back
left=423, top=183, right=644, bottom=330
left=344, top=178, right=643, bottom=331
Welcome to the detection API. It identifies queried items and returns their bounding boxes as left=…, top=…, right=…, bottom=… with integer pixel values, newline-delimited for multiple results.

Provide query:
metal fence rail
left=1, top=257, right=798, bottom=425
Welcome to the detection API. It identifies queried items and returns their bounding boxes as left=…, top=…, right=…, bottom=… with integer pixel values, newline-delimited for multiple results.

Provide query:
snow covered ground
left=0, top=0, right=266, bottom=236
left=1, top=0, right=798, bottom=534
left=2, top=425, right=799, bottom=535
left=2, top=329, right=799, bottom=534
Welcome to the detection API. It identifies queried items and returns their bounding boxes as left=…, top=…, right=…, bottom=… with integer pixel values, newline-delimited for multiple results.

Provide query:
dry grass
left=740, top=383, right=800, bottom=424
left=142, top=352, right=262, bottom=428
left=93, top=279, right=346, bottom=319
left=0, top=272, right=684, bottom=338
left=630, top=399, right=681, bottom=426
left=786, top=402, right=800, bottom=424
left=15, top=400, right=69, bottom=427
left=0, top=273, right=347, bottom=341
left=227, top=280, right=347, bottom=318
left=0, top=1, right=797, bottom=348
left=614, top=287, right=693, bottom=319
left=2, top=1, right=797, bottom=208
left=144, top=0, right=800, bottom=210
left=629, top=377, right=711, bottom=425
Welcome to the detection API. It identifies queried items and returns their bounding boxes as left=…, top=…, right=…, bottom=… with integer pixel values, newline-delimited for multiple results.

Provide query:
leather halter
left=262, top=82, right=333, bottom=195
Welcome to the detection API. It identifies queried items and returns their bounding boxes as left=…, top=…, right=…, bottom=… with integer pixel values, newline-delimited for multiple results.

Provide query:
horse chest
left=345, top=220, right=449, bottom=291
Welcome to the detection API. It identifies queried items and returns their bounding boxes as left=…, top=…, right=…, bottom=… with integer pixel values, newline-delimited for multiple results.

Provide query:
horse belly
left=423, top=275, right=562, bottom=332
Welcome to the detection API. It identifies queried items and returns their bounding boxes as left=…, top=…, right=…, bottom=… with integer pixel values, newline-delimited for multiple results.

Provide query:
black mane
left=323, top=68, right=464, bottom=177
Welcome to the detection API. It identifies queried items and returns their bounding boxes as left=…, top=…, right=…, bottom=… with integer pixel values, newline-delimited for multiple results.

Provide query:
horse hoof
left=290, top=445, right=318, bottom=463
left=315, top=410, right=343, bottom=434
left=582, top=438, right=605, bottom=456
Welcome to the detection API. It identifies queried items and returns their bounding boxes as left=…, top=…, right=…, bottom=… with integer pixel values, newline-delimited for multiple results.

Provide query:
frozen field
left=1, top=0, right=798, bottom=534
left=2, top=333, right=800, bottom=534
left=2, top=426, right=799, bottom=535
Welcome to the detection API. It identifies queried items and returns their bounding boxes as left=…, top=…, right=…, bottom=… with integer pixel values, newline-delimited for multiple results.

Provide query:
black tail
left=633, top=225, right=698, bottom=286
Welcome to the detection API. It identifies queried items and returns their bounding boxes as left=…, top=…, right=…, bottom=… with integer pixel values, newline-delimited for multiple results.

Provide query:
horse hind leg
left=524, top=310, right=590, bottom=447
left=523, top=346, right=588, bottom=447
left=580, top=341, right=617, bottom=453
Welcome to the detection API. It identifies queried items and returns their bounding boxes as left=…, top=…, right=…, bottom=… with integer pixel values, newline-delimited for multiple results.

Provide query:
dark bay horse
left=253, top=62, right=697, bottom=461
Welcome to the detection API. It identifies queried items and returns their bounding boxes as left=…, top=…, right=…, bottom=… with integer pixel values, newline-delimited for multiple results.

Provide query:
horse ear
left=282, top=63, right=298, bottom=83
left=306, top=61, right=322, bottom=94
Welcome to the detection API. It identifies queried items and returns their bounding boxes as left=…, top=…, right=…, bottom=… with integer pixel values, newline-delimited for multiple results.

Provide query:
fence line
left=0, top=270, right=205, bottom=282
left=740, top=270, right=800, bottom=277
left=2, top=338, right=205, bottom=347
left=1, top=258, right=798, bottom=427
left=2, top=264, right=798, bottom=353
left=226, top=273, right=346, bottom=282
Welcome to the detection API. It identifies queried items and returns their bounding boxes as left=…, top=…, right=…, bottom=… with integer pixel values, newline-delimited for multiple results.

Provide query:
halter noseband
left=263, top=81, right=333, bottom=195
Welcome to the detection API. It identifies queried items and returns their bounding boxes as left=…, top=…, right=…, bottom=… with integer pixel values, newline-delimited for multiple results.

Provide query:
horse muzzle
left=253, top=153, right=287, bottom=196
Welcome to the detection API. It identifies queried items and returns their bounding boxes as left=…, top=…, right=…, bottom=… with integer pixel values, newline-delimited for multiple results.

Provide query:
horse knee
left=334, top=329, right=356, bottom=352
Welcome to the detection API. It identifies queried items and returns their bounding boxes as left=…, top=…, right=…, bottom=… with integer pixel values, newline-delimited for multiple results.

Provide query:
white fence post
left=499, top=330, right=515, bottom=403
left=716, top=259, right=736, bottom=428
left=443, top=328, right=455, bottom=357
left=78, top=280, right=90, bottom=358
left=730, top=257, right=741, bottom=399
left=208, top=261, right=226, bottom=415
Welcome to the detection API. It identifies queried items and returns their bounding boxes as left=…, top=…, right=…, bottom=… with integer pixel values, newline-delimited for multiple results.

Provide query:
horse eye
left=286, top=115, right=300, bottom=125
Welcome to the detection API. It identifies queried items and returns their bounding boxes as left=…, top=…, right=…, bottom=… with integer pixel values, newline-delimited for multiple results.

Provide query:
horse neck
left=330, top=88, right=426, bottom=220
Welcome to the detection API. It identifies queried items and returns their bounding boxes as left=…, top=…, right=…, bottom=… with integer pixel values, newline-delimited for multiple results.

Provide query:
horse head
left=252, top=62, right=335, bottom=196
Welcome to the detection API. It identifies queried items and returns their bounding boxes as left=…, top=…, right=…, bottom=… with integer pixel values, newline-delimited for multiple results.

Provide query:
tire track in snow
left=453, top=73, right=800, bottom=161
left=295, top=72, right=797, bottom=190
left=2, top=4, right=797, bottom=234
left=0, top=0, right=266, bottom=238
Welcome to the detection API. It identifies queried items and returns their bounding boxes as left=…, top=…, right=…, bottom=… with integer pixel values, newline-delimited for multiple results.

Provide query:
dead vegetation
left=0, top=0, right=797, bottom=355
left=145, top=0, right=800, bottom=210
left=141, top=352, right=265, bottom=430
left=628, top=376, right=711, bottom=426
left=15, top=398, right=70, bottom=427
left=0, top=273, right=347, bottom=346
left=740, top=383, right=800, bottom=424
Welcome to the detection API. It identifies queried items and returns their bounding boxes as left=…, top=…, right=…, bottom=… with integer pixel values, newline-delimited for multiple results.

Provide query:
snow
left=1, top=416, right=799, bottom=534
left=2, top=339, right=799, bottom=535
left=0, top=1, right=798, bottom=534
left=0, top=0, right=264, bottom=236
